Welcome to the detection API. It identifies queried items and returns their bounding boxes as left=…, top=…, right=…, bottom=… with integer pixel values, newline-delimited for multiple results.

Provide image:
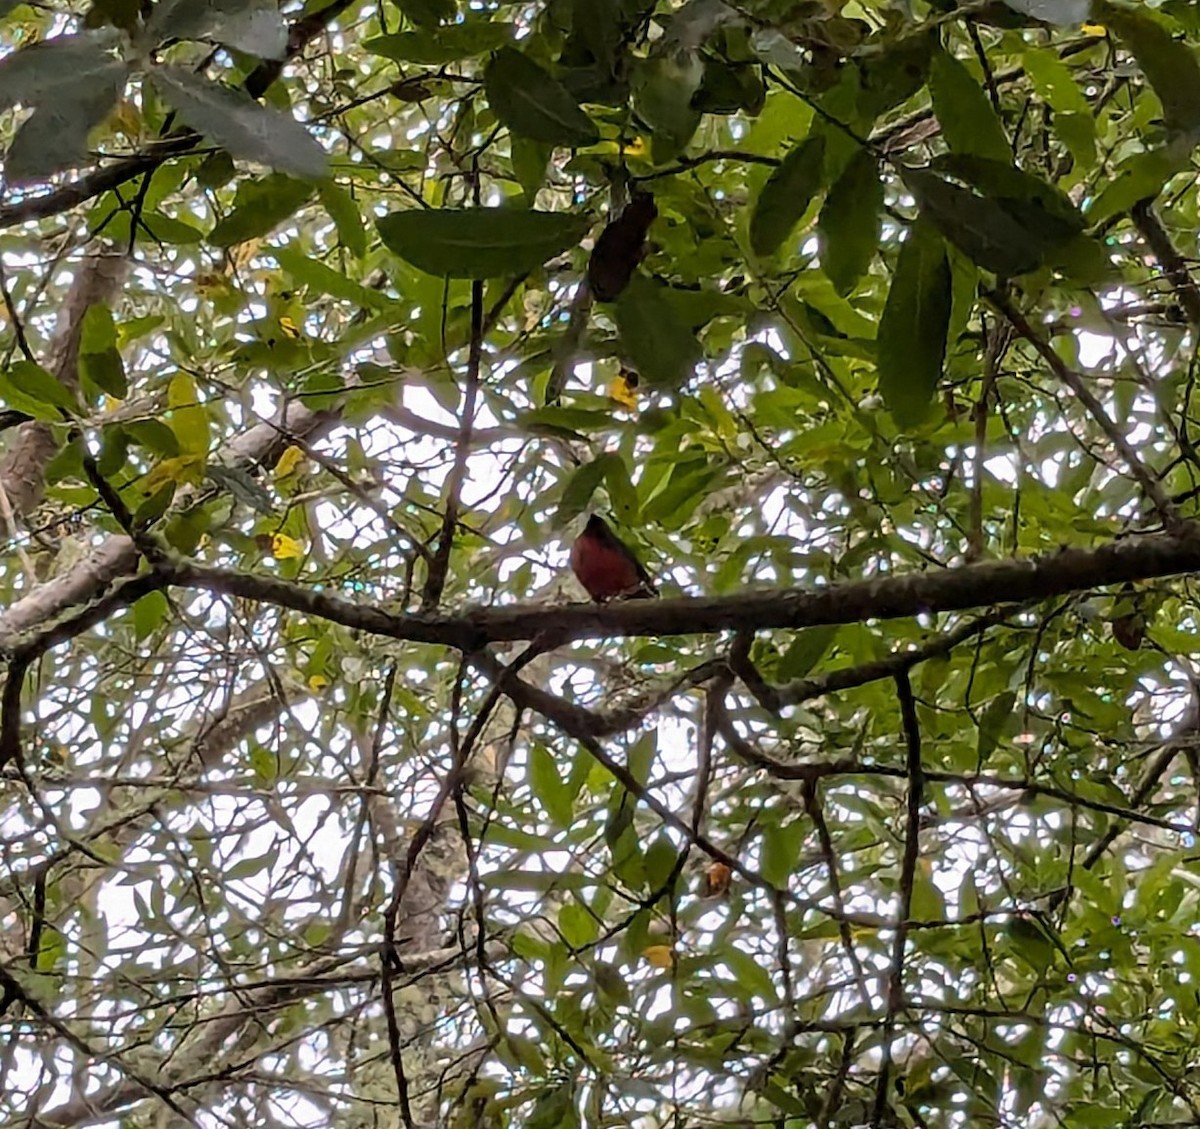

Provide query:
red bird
left=570, top=514, right=658, bottom=603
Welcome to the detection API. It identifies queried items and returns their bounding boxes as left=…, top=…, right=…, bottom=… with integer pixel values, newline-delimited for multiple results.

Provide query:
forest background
left=0, top=0, right=1197, bottom=1126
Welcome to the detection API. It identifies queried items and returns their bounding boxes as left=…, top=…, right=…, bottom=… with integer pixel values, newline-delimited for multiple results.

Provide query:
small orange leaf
left=702, top=861, right=732, bottom=897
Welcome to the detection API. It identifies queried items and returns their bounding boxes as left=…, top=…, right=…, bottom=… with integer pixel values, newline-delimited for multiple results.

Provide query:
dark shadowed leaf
left=365, top=23, right=513, bottom=64
left=615, top=274, right=702, bottom=387
left=4, top=61, right=125, bottom=183
left=817, top=149, right=883, bottom=293
left=631, top=52, right=704, bottom=158
left=485, top=48, right=598, bottom=146
left=395, top=0, right=454, bottom=26
left=750, top=134, right=826, bottom=257
left=929, top=49, right=1010, bottom=162
left=904, top=169, right=1047, bottom=276
left=147, top=0, right=287, bottom=60
left=1002, top=0, right=1090, bottom=24
left=377, top=208, right=588, bottom=279
left=149, top=66, right=328, bottom=179
left=317, top=181, right=367, bottom=258
left=1100, top=3, right=1200, bottom=134
left=877, top=216, right=951, bottom=428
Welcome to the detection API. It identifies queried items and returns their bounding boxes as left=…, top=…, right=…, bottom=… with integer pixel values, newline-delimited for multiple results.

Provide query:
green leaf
left=208, top=174, right=316, bottom=247
left=604, top=454, right=639, bottom=524
left=317, top=181, right=367, bottom=258
left=365, top=23, right=513, bottom=64
left=905, top=169, right=1047, bottom=276
left=559, top=458, right=609, bottom=525
left=976, top=689, right=1018, bottom=766
left=558, top=903, right=597, bottom=949
left=762, top=820, right=805, bottom=888
left=1084, top=146, right=1190, bottom=224
left=133, top=482, right=176, bottom=530
left=131, top=590, right=169, bottom=640
left=1100, top=3, right=1200, bottom=134
left=147, top=0, right=287, bottom=60
left=149, top=66, right=328, bottom=180
left=4, top=61, right=125, bottom=184
left=377, top=207, right=588, bottom=279
left=484, top=48, right=598, bottom=147
left=749, top=134, right=826, bottom=257
left=529, top=743, right=574, bottom=828
left=7, top=360, right=78, bottom=415
left=817, top=149, right=883, bottom=294
left=125, top=419, right=180, bottom=458
left=614, top=274, right=702, bottom=388
left=79, top=305, right=128, bottom=399
left=631, top=52, right=704, bottom=159
left=394, top=0, right=454, bottom=27
left=1021, top=46, right=1090, bottom=114
left=877, top=216, right=951, bottom=429
left=929, top=49, right=1011, bottom=163
left=778, top=625, right=839, bottom=680
left=272, top=247, right=388, bottom=307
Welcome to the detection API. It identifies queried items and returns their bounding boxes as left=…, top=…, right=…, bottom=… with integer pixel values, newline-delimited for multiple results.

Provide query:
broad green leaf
left=0, top=30, right=120, bottom=112
left=1084, top=146, right=1190, bottom=224
left=377, top=207, right=588, bottom=279
left=929, top=50, right=1010, bottom=163
left=1021, top=46, right=1090, bottom=114
left=631, top=52, right=704, bottom=159
left=559, top=458, right=610, bottom=525
left=529, top=743, right=573, bottom=827
left=365, top=23, right=513, bottom=64
left=208, top=174, right=316, bottom=246
left=905, top=169, right=1047, bottom=276
left=817, top=149, right=883, bottom=294
left=761, top=820, right=805, bottom=888
left=131, top=590, right=170, bottom=640
left=317, top=181, right=367, bottom=258
left=749, top=134, right=826, bottom=257
left=614, top=274, right=702, bottom=388
left=1100, top=3, right=1200, bottom=134
left=149, top=66, right=328, bottom=180
left=604, top=455, right=639, bottom=523
left=147, top=0, right=287, bottom=60
left=778, top=625, right=839, bottom=680
left=394, top=0, right=454, bottom=26
left=558, top=903, right=597, bottom=949
left=877, top=216, right=951, bottom=428
left=78, top=305, right=127, bottom=399
left=272, top=247, right=388, bottom=307
left=976, top=690, right=1018, bottom=766
left=7, top=360, right=78, bottom=415
left=484, top=48, right=598, bottom=147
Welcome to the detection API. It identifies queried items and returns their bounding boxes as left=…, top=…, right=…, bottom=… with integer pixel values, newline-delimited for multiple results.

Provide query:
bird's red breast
left=570, top=515, right=658, bottom=603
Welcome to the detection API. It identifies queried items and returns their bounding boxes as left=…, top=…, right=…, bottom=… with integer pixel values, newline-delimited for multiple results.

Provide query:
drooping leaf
left=928, top=49, right=1011, bottom=163
left=529, top=744, right=574, bottom=828
left=78, top=305, right=128, bottom=399
left=149, top=66, right=328, bottom=180
left=1099, top=2, right=1200, bottom=135
left=817, top=148, right=883, bottom=294
left=749, top=134, right=826, bottom=257
left=484, top=47, right=598, bottom=147
left=208, top=174, right=316, bottom=246
left=614, top=274, right=702, bottom=387
left=147, top=0, right=288, bottom=60
left=7, top=360, right=78, bottom=415
left=377, top=208, right=589, bottom=279
left=1084, top=146, right=1191, bottom=223
left=877, top=216, right=951, bottom=428
left=0, top=30, right=121, bottom=112
left=394, top=0, right=454, bottom=27
left=631, top=52, right=704, bottom=159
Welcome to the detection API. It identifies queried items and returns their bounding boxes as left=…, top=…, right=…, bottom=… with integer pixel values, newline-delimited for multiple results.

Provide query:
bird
left=569, top=514, right=658, bottom=603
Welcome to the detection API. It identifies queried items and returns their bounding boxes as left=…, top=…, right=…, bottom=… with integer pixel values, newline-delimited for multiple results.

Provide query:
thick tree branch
left=157, top=525, right=1200, bottom=647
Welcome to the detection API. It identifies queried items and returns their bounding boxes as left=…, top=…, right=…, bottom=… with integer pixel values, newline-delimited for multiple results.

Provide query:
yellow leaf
left=271, top=533, right=305, bottom=560
left=109, top=99, right=141, bottom=139
left=642, top=944, right=674, bottom=968
left=609, top=372, right=639, bottom=410
left=226, top=239, right=261, bottom=273
left=1080, top=22, right=1105, bottom=35
left=278, top=316, right=301, bottom=340
left=140, top=454, right=204, bottom=494
left=168, top=372, right=198, bottom=409
left=622, top=137, right=649, bottom=157
left=274, top=445, right=307, bottom=478
left=308, top=673, right=330, bottom=692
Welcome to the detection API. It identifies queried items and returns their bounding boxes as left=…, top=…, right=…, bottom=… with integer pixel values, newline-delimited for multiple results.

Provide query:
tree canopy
left=1, top=0, right=1200, bottom=1126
